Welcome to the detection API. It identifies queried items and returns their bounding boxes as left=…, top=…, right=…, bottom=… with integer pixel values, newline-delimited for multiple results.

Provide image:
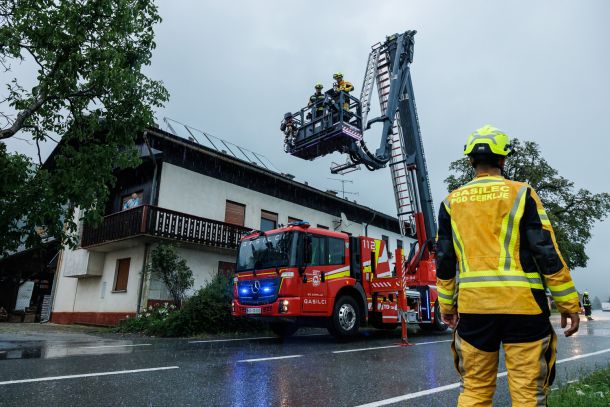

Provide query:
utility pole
left=327, top=178, right=359, bottom=200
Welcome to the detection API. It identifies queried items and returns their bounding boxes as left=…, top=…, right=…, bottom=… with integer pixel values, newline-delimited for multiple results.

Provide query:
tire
left=269, top=321, right=299, bottom=338
left=419, top=300, right=448, bottom=332
left=328, top=295, right=361, bottom=339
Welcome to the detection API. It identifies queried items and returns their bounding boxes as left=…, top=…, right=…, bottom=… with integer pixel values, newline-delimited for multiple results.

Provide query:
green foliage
left=0, top=0, right=169, bottom=255
left=548, top=365, right=610, bottom=406
left=157, top=273, right=265, bottom=337
left=116, top=274, right=265, bottom=337
left=147, top=244, right=194, bottom=307
left=444, top=139, right=610, bottom=269
left=592, top=296, right=602, bottom=310
left=116, top=302, right=177, bottom=334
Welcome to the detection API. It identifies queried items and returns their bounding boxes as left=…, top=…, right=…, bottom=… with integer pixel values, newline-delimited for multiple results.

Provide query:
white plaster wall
left=53, top=252, right=79, bottom=312
left=158, top=163, right=395, bottom=237
left=54, top=245, right=145, bottom=313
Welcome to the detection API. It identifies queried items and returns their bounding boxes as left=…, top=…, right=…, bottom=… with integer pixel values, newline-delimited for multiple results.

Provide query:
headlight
left=279, top=299, right=289, bottom=313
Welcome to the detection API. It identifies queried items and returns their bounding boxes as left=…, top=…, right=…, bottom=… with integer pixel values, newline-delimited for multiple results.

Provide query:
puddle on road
left=0, top=341, right=147, bottom=360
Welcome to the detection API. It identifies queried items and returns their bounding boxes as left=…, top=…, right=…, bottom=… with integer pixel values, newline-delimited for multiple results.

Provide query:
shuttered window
left=288, top=216, right=302, bottom=224
left=225, top=201, right=246, bottom=226
left=260, top=210, right=278, bottom=232
left=317, top=224, right=329, bottom=230
left=114, top=258, right=130, bottom=292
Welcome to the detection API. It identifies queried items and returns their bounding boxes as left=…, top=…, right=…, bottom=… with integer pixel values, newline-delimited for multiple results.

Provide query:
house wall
left=52, top=246, right=145, bottom=325
left=158, top=163, right=407, bottom=248
left=147, top=246, right=236, bottom=301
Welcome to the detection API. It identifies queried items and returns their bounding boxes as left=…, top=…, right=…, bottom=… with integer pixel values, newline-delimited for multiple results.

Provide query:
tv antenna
left=327, top=178, right=359, bottom=199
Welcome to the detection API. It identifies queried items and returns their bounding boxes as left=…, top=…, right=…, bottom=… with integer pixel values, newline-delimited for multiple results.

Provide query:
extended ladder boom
left=344, top=31, right=436, bottom=239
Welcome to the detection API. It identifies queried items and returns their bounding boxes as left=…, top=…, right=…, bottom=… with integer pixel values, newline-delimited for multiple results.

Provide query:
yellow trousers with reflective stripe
left=452, top=331, right=557, bottom=407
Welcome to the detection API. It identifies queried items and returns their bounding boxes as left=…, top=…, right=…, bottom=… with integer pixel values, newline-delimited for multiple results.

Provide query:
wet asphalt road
left=1, top=311, right=609, bottom=407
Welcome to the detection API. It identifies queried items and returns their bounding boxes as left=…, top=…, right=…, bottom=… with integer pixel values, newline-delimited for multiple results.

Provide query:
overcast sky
left=4, top=1, right=609, bottom=299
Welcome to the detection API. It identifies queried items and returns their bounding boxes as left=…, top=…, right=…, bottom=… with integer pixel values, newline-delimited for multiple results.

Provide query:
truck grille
left=237, top=278, right=281, bottom=305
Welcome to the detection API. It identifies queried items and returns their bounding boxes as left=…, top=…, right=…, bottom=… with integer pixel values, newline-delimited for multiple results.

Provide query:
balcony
left=81, top=205, right=251, bottom=252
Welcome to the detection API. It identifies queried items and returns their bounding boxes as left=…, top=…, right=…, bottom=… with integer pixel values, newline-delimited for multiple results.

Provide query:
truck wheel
left=269, top=322, right=299, bottom=338
left=328, top=296, right=361, bottom=339
left=419, top=300, right=448, bottom=332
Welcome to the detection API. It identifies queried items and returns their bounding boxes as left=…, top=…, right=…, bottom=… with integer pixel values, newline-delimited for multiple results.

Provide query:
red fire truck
left=232, top=221, right=445, bottom=338
left=232, top=31, right=446, bottom=339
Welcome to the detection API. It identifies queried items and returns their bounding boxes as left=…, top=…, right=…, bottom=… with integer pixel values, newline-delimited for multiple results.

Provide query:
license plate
left=246, top=307, right=261, bottom=315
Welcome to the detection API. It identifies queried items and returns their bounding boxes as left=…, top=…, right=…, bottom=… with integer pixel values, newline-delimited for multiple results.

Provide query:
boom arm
left=343, top=31, right=436, bottom=239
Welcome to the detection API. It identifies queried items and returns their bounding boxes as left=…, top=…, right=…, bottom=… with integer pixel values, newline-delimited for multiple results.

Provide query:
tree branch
left=0, top=96, right=45, bottom=139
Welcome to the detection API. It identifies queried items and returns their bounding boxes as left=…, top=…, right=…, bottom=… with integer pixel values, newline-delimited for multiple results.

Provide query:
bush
left=157, top=274, right=265, bottom=336
left=117, top=274, right=265, bottom=337
left=116, top=302, right=177, bottom=334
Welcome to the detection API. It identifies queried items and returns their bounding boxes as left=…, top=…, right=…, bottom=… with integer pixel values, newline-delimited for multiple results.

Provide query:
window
left=397, top=239, right=403, bottom=249
left=328, top=237, right=346, bottom=264
left=288, top=216, right=302, bottom=224
left=308, top=236, right=345, bottom=266
left=317, top=224, right=329, bottom=230
left=121, top=191, right=143, bottom=211
left=225, top=201, right=246, bottom=226
left=218, top=261, right=236, bottom=278
left=113, top=258, right=130, bottom=292
left=260, top=210, right=278, bottom=231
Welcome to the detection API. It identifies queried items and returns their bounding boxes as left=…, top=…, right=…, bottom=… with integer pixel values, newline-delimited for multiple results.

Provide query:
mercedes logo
left=251, top=280, right=260, bottom=294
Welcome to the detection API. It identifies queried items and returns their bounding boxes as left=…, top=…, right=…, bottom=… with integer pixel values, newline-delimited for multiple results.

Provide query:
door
left=301, top=234, right=347, bottom=314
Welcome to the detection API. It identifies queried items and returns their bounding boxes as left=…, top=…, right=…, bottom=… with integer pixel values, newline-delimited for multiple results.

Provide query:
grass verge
left=549, top=365, right=610, bottom=406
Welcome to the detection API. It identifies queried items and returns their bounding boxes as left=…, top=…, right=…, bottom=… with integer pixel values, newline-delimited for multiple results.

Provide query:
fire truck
left=232, top=31, right=446, bottom=339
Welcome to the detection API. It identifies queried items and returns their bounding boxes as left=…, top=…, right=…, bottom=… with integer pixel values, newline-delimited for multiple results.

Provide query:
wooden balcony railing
left=81, top=205, right=251, bottom=250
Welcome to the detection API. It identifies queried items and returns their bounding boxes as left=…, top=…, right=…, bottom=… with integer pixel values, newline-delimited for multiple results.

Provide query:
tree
left=0, top=0, right=169, bottom=255
left=592, top=296, right=602, bottom=310
left=444, top=139, right=610, bottom=269
left=147, top=244, right=194, bottom=307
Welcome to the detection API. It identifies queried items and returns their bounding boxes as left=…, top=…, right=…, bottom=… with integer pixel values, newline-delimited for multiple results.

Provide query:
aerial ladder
left=283, top=31, right=444, bottom=342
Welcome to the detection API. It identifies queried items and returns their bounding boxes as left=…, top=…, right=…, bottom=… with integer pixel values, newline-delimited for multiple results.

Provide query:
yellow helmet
left=584, top=291, right=589, bottom=296
left=464, top=125, right=513, bottom=157
left=315, top=83, right=323, bottom=90
left=333, top=72, right=343, bottom=79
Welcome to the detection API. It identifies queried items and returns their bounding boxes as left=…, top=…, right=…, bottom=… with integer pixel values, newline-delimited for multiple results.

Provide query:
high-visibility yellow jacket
left=334, top=80, right=354, bottom=110
left=436, top=174, right=580, bottom=316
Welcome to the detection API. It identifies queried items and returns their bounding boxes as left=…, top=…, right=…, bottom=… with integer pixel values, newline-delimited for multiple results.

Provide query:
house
left=48, top=125, right=409, bottom=325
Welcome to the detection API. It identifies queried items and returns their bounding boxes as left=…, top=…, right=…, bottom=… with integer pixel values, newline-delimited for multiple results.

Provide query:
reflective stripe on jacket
left=436, top=175, right=580, bottom=315
left=308, top=93, right=325, bottom=111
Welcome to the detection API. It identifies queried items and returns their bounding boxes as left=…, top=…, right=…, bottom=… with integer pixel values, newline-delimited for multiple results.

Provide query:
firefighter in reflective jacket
left=582, top=291, right=593, bottom=320
left=332, top=72, right=353, bottom=111
left=436, top=125, right=580, bottom=407
left=307, top=83, right=325, bottom=119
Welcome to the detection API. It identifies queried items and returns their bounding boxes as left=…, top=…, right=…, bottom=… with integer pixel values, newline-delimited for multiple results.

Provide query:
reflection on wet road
left=0, top=311, right=609, bottom=406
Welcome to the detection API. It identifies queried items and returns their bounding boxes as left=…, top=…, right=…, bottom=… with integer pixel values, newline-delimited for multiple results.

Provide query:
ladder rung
left=397, top=211, right=414, bottom=216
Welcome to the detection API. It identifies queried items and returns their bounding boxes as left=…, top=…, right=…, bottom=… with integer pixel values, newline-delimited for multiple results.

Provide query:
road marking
left=79, top=344, right=152, bottom=349
left=0, top=366, right=179, bottom=386
left=414, top=340, right=453, bottom=346
left=332, top=339, right=451, bottom=354
left=189, top=333, right=326, bottom=344
left=355, top=347, right=610, bottom=407
left=190, top=336, right=275, bottom=344
left=237, top=355, right=303, bottom=363
left=333, top=345, right=400, bottom=354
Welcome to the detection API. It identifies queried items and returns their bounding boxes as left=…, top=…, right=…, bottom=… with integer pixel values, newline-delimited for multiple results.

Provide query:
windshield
left=236, top=232, right=298, bottom=272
